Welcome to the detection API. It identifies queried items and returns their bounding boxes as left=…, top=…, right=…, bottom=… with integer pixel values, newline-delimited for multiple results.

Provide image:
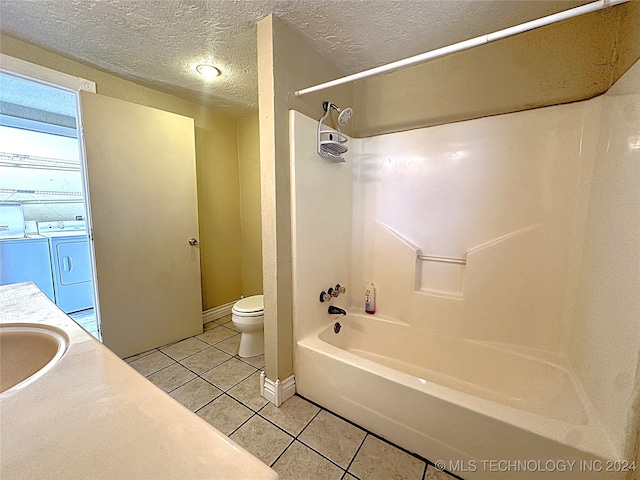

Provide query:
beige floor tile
left=196, top=325, right=237, bottom=345
left=227, top=371, right=268, bottom=411
left=215, top=315, right=240, bottom=332
left=203, top=321, right=218, bottom=331
left=230, top=415, right=293, bottom=466
left=128, top=351, right=174, bottom=376
left=160, top=337, right=209, bottom=361
left=273, top=441, right=344, bottom=480
left=425, top=464, right=458, bottom=479
left=123, top=349, right=156, bottom=364
left=179, top=347, right=231, bottom=374
left=146, top=363, right=196, bottom=393
left=299, top=410, right=366, bottom=469
left=225, top=322, right=240, bottom=332
left=215, top=334, right=241, bottom=355
left=169, top=377, right=223, bottom=411
left=201, top=358, right=257, bottom=391
left=259, top=395, right=320, bottom=436
left=349, top=436, right=425, bottom=480
left=196, top=394, right=253, bottom=436
left=214, top=314, right=233, bottom=325
left=239, top=353, right=265, bottom=369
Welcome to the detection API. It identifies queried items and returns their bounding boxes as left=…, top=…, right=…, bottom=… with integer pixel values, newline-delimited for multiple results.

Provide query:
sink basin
left=0, top=323, right=69, bottom=394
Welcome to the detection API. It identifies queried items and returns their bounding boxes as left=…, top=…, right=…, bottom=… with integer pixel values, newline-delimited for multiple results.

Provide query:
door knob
left=189, top=238, right=198, bottom=246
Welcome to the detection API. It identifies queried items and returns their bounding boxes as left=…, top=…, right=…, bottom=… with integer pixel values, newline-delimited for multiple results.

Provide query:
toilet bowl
left=231, top=295, right=264, bottom=358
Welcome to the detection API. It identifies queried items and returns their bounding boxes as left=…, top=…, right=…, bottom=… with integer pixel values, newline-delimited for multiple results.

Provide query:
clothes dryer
left=38, top=221, right=94, bottom=313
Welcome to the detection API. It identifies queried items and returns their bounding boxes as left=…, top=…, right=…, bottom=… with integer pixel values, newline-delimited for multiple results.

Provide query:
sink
left=0, top=323, right=69, bottom=394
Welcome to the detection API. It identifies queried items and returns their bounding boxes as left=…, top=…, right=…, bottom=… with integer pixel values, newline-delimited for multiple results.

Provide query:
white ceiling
left=0, top=1, right=588, bottom=115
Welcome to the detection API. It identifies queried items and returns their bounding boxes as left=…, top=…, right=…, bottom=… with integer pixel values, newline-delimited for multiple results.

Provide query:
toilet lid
left=233, top=295, right=264, bottom=314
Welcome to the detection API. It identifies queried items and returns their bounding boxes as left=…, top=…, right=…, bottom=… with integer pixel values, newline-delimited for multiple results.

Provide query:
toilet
left=231, top=295, right=264, bottom=358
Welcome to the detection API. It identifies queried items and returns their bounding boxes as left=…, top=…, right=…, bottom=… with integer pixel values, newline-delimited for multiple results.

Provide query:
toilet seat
left=232, top=295, right=264, bottom=316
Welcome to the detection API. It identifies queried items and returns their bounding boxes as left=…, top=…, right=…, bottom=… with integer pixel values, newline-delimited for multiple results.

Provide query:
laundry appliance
left=38, top=220, right=94, bottom=313
left=0, top=203, right=55, bottom=301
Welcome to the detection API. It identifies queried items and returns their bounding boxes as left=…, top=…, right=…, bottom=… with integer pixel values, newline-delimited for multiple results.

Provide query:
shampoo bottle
left=365, top=282, right=376, bottom=314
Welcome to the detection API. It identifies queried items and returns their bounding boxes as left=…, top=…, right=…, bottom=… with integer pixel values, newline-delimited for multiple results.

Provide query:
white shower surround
left=290, top=61, right=640, bottom=480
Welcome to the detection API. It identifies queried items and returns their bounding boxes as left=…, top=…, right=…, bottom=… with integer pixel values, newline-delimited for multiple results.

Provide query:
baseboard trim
left=202, top=300, right=237, bottom=324
left=260, top=372, right=296, bottom=407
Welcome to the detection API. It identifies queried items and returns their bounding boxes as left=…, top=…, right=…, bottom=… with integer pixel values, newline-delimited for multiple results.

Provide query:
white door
left=79, top=91, right=202, bottom=358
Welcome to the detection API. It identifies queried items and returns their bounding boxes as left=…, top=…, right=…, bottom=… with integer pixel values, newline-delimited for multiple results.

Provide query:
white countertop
left=0, top=283, right=279, bottom=480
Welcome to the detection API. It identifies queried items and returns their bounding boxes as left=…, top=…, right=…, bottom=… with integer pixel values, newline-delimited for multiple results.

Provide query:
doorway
left=1, top=53, right=204, bottom=358
left=0, top=71, right=99, bottom=338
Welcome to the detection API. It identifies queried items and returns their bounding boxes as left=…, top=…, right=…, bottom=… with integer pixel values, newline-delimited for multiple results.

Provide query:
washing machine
left=0, top=203, right=55, bottom=301
left=38, top=221, right=94, bottom=313
left=0, top=235, right=56, bottom=301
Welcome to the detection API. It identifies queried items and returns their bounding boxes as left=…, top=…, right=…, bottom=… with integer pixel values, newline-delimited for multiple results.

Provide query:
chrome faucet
left=328, top=305, right=346, bottom=316
left=319, top=284, right=347, bottom=303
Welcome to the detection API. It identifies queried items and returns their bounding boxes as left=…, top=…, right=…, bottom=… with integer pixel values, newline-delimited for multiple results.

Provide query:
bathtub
left=295, top=311, right=626, bottom=480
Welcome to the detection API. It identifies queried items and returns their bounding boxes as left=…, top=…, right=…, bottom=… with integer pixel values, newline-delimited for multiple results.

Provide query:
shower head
left=338, top=108, right=353, bottom=125
left=324, top=101, right=353, bottom=126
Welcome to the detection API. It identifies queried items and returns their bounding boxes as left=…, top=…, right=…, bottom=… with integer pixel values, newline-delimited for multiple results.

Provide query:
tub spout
left=328, top=306, right=346, bottom=316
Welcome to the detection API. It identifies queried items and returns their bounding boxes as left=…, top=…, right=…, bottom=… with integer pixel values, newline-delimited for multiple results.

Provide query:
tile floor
left=124, top=315, right=461, bottom=480
left=69, top=307, right=99, bottom=339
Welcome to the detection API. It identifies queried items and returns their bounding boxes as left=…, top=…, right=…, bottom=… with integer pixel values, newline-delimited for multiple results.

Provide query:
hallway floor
left=124, top=315, right=459, bottom=480
left=69, top=308, right=99, bottom=339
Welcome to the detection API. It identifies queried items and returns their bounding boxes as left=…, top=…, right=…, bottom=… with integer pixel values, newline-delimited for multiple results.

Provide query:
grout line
left=123, top=348, right=157, bottom=363
left=176, top=346, right=232, bottom=371
left=165, top=375, right=200, bottom=395
left=268, top=439, right=292, bottom=468
left=134, top=350, right=175, bottom=376
left=295, top=408, right=322, bottom=439
left=265, top=404, right=350, bottom=474
left=225, top=394, right=258, bottom=437
left=193, top=390, right=224, bottom=415
left=295, top=437, right=348, bottom=474
left=295, top=394, right=435, bottom=473
left=343, top=432, right=367, bottom=477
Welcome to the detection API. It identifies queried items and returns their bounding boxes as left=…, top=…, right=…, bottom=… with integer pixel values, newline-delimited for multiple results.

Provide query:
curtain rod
left=294, top=0, right=628, bottom=98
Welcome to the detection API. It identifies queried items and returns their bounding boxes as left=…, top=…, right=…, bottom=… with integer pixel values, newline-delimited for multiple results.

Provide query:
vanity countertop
left=0, top=282, right=279, bottom=480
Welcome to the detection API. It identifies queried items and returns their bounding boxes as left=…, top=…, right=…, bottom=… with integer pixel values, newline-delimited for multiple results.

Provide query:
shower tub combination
left=296, top=312, right=624, bottom=480
left=289, top=89, right=640, bottom=478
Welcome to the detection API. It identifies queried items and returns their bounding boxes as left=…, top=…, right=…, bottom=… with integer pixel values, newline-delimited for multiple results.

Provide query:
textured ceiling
left=0, top=0, right=589, bottom=115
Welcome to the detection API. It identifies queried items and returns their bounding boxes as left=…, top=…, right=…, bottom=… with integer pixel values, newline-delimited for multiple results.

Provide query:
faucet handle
left=335, top=284, right=346, bottom=295
left=319, top=291, right=331, bottom=303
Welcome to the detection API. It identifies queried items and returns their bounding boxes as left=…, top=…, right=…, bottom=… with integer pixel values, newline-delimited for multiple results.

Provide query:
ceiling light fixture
left=195, top=64, right=221, bottom=78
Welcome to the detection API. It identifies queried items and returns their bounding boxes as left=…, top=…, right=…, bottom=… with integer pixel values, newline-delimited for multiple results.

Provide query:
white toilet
left=231, top=294, right=264, bottom=358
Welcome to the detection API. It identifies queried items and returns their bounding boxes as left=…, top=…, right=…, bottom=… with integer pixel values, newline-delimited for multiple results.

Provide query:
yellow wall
left=237, top=114, right=263, bottom=296
left=257, top=15, right=354, bottom=380
left=195, top=122, right=242, bottom=308
left=0, top=33, right=244, bottom=310
left=353, top=2, right=640, bottom=137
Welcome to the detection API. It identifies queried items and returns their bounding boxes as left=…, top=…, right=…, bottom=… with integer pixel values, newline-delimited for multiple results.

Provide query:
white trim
left=0, top=54, right=95, bottom=93
left=295, top=0, right=629, bottom=97
left=260, top=372, right=296, bottom=407
left=202, top=299, right=237, bottom=323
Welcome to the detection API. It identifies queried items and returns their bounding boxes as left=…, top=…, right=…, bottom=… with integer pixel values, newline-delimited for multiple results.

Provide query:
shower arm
left=294, top=0, right=629, bottom=97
